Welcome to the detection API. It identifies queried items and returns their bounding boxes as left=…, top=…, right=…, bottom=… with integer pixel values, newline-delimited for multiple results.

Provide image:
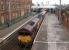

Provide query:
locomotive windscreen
left=18, top=29, right=31, bottom=35
left=37, top=14, right=42, bottom=19
left=29, top=21, right=35, bottom=26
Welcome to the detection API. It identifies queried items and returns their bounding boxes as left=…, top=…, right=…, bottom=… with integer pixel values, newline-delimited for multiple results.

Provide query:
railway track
left=0, top=11, right=46, bottom=50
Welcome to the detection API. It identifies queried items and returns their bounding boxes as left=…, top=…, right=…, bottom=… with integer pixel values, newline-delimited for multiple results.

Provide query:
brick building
left=0, top=0, right=32, bottom=25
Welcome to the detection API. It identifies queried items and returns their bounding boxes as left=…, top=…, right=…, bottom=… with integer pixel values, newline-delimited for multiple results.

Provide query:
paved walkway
left=31, top=13, right=69, bottom=50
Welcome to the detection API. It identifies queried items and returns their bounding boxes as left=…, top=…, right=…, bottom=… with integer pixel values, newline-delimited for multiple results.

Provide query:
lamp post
left=6, top=1, right=11, bottom=27
left=60, top=0, right=61, bottom=5
left=8, top=1, right=11, bottom=22
left=60, top=0, right=61, bottom=17
left=59, top=0, right=62, bottom=23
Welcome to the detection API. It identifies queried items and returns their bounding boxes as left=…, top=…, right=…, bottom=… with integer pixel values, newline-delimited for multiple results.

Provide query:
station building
left=0, top=0, right=32, bottom=25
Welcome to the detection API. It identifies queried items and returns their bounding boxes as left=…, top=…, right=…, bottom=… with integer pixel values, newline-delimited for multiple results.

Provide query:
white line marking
left=34, top=41, right=69, bottom=43
left=33, top=14, right=46, bottom=44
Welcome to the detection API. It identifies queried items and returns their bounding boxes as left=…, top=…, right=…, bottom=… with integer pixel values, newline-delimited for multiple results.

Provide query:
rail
left=0, top=11, right=46, bottom=47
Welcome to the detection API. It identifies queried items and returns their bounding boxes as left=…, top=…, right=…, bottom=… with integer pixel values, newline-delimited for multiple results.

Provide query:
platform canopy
left=31, top=5, right=56, bottom=9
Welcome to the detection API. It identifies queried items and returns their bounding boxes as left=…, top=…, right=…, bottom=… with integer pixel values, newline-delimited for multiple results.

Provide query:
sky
left=32, top=0, right=69, bottom=5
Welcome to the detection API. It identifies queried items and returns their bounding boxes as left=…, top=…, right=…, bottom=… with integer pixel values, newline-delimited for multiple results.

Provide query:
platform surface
left=31, top=13, right=69, bottom=50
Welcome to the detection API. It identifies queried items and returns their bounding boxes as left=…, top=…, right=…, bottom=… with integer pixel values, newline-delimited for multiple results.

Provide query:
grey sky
left=32, top=0, right=69, bottom=5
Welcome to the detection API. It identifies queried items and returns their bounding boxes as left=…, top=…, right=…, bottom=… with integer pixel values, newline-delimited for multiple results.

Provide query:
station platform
left=31, top=13, right=69, bottom=50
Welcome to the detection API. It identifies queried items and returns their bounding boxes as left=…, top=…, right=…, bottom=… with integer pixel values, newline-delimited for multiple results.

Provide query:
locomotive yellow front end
left=17, top=35, right=32, bottom=44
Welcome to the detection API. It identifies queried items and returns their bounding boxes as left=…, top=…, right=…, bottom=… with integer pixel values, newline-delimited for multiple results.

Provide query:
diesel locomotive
left=17, top=11, right=46, bottom=47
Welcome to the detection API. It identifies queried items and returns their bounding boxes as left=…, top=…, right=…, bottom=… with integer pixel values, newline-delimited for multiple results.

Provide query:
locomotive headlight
left=17, top=35, right=32, bottom=43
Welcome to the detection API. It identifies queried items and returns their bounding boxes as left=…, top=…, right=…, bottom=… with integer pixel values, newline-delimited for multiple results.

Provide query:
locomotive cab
left=17, top=29, right=33, bottom=46
left=17, top=18, right=39, bottom=46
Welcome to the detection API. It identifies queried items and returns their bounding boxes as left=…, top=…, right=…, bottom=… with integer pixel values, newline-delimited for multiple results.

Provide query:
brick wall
left=0, top=0, right=32, bottom=24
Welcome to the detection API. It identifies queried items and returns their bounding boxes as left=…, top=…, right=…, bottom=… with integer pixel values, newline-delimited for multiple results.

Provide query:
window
left=29, top=21, right=35, bottom=26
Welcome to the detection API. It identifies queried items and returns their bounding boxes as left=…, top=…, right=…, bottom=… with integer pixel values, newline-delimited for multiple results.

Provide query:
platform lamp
left=60, top=0, right=62, bottom=17
left=6, top=1, right=11, bottom=27
left=59, top=0, right=62, bottom=24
